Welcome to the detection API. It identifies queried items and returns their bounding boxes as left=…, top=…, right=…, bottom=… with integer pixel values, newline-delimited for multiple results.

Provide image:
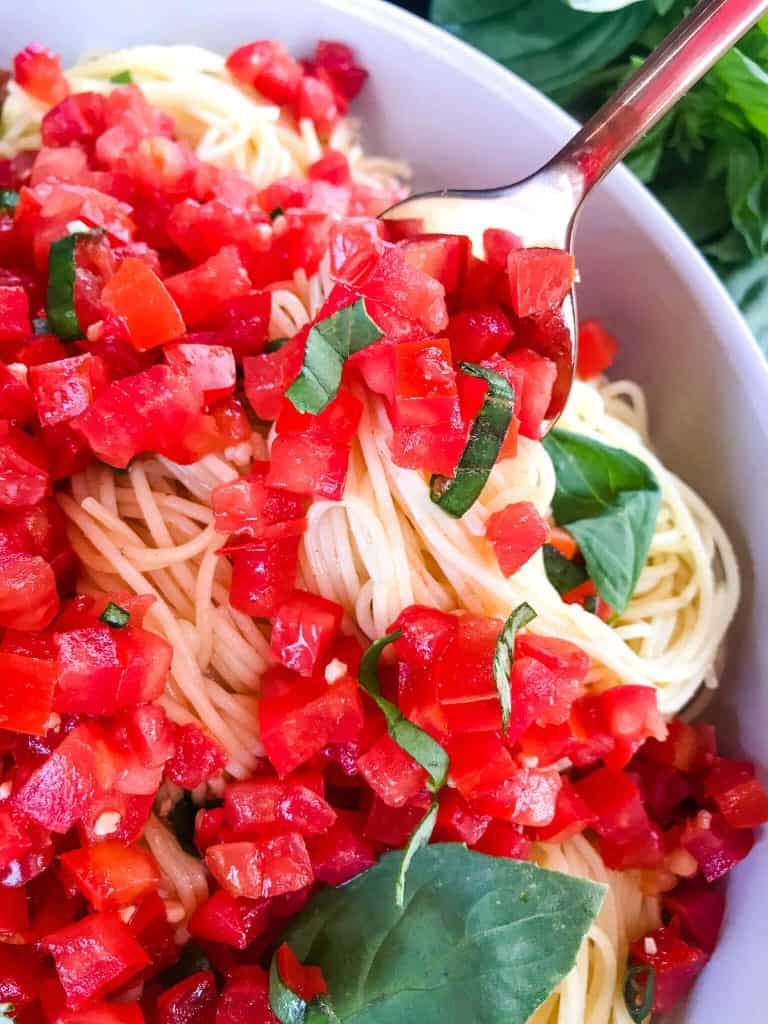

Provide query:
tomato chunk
left=271, top=590, right=343, bottom=677
left=30, top=353, right=109, bottom=427
left=505, top=248, right=574, bottom=318
left=357, top=733, right=427, bottom=808
left=447, top=304, right=513, bottom=364
left=577, top=318, right=618, bottom=379
left=164, top=343, right=236, bottom=404
left=60, top=840, right=160, bottom=911
left=0, top=551, right=59, bottom=631
left=206, top=832, right=313, bottom=900
left=224, top=774, right=335, bottom=836
left=14, top=43, right=69, bottom=104
left=166, top=723, right=227, bottom=790
left=486, top=501, right=548, bottom=576
left=702, top=757, right=768, bottom=829
left=165, top=246, right=252, bottom=328
left=0, top=283, right=32, bottom=346
left=226, top=40, right=303, bottom=103
left=0, top=423, right=50, bottom=508
left=629, top=924, right=708, bottom=1014
left=227, top=534, right=303, bottom=619
left=156, top=970, right=218, bottom=1024
left=0, top=649, right=56, bottom=734
left=306, top=810, right=376, bottom=885
left=188, top=887, right=270, bottom=950
left=276, top=942, right=327, bottom=1003
left=101, top=258, right=184, bottom=351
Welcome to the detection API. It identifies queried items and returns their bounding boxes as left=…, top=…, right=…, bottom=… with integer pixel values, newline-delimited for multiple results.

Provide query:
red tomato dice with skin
left=53, top=625, right=122, bottom=715
left=483, top=228, right=523, bottom=269
left=0, top=550, right=59, bottom=631
left=166, top=723, right=227, bottom=790
left=0, top=284, right=32, bottom=345
left=471, top=766, right=562, bottom=828
left=505, top=248, right=574, bottom=318
left=243, top=335, right=304, bottom=421
left=399, top=234, right=470, bottom=294
left=41, top=92, right=107, bottom=148
left=0, top=883, right=29, bottom=937
left=206, top=832, right=313, bottom=900
left=14, top=44, right=69, bottom=104
left=165, top=246, right=252, bottom=329
left=227, top=533, right=303, bottom=619
left=389, top=604, right=457, bottom=670
left=662, top=878, right=725, bottom=954
left=30, top=354, right=109, bottom=428
left=570, top=685, right=667, bottom=771
left=446, top=733, right=516, bottom=801
left=101, top=258, right=185, bottom=351
left=211, top=466, right=304, bottom=539
left=41, top=910, right=150, bottom=1008
left=471, top=820, right=530, bottom=860
left=0, top=423, right=50, bottom=508
left=216, top=965, right=277, bottom=1024
left=314, top=40, right=368, bottom=100
left=486, top=501, right=548, bottom=576
left=629, top=925, right=708, bottom=1014
left=577, top=318, right=618, bottom=379
left=224, top=774, right=335, bottom=836
left=226, top=41, right=303, bottom=103
left=188, top=887, right=271, bottom=950
left=0, top=943, right=48, bottom=1006
left=680, top=811, right=754, bottom=882
left=156, top=970, right=218, bottom=1024
left=536, top=778, right=597, bottom=842
left=0, top=363, right=35, bottom=424
left=364, top=793, right=431, bottom=847
left=446, top=304, right=513, bottom=364
left=306, top=810, right=376, bottom=885
left=164, top=343, right=236, bottom=404
left=0, top=650, right=57, bottom=735
left=357, top=733, right=428, bottom=808
left=59, top=840, right=160, bottom=911
left=270, top=590, right=343, bottom=677
left=434, top=789, right=490, bottom=845
left=295, top=75, right=342, bottom=136
left=702, top=757, right=768, bottom=829
left=503, top=348, right=557, bottom=439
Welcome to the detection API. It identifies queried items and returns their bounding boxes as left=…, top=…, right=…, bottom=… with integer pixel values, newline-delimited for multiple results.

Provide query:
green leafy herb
left=0, top=189, right=19, bottom=212
left=430, top=362, right=514, bottom=518
left=110, top=70, right=133, bottom=83
left=492, top=602, right=537, bottom=734
left=266, top=336, right=290, bottom=353
left=269, top=948, right=340, bottom=1024
left=270, top=205, right=285, bottom=220
left=584, top=594, right=598, bottom=614
left=283, top=844, right=605, bottom=1024
left=159, top=942, right=217, bottom=988
left=542, top=542, right=590, bottom=596
left=286, top=298, right=383, bottom=414
left=32, top=316, right=51, bottom=335
left=623, top=964, right=656, bottom=1023
left=395, top=796, right=439, bottom=907
left=46, top=233, right=88, bottom=340
left=542, top=429, right=660, bottom=612
left=99, top=601, right=130, bottom=628
left=359, top=631, right=449, bottom=791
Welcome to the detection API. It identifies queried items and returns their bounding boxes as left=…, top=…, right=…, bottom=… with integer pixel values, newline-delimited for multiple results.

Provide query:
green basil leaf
left=542, top=542, right=590, bottom=596
left=394, top=796, right=438, bottom=908
left=430, top=362, right=514, bottom=518
left=305, top=996, right=341, bottom=1024
left=623, top=964, right=656, bottom=1023
left=46, top=233, right=97, bottom=341
left=286, top=298, right=383, bottom=414
left=99, top=601, right=130, bottom=628
left=0, top=189, right=19, bottom=212
left=266, top=336, right=290, bottom=353
left=283, top=844, right=605, bottom=1024
left=359, top=632, right=449, bottom=791
left=492, top=602, right=536, bottom=734
left=110, top=70, right=133, bottom=83
left=542, top=429, right=660, bottom=613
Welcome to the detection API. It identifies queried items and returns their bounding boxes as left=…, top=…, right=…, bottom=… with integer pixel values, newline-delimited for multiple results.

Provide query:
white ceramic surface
left=3, top=2, right=767, bottom=1019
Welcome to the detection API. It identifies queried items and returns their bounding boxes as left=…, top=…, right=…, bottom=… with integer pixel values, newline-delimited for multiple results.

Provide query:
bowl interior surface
left=4, top=2, right=768, bottom=1019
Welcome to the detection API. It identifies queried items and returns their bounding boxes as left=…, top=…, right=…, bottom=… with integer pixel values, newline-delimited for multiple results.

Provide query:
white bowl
left=5, top=2, right=768, bottom=1019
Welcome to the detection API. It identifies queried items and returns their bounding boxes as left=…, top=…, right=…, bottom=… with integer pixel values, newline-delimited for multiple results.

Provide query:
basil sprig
left=359, top=631, right=450, bottom=905
left=542, top=542, right=589, bottom=596
left=624, top=964, right=656, bottom=1024
left=110, top=70, right=133, bottom=83
left=99, top=601, right=130, bottom=628
left=46, top=231, right=103, bottom=341
left=269, top=948, right=340, bottom=1024
left=0, top=190, right=19, bottom=212
left=430, top=362, right=514, bottom=518
left=282, top=845, right=605, bottom=1024
left=286, top=298, right=383, bottom=414
left=542, top=429, right=660, bottom=613
left=493, top=602, right=537, bottom=735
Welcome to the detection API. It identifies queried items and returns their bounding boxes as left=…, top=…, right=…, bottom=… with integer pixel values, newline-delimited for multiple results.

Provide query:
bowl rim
left=323, top=0, right=768, bottom=427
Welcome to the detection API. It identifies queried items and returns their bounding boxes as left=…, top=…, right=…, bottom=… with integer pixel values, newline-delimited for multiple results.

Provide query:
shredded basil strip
left=359, top=631, right=449, bottom=791
left=430, top=362, right=514, bottom=518
left=0, top=189, right=19, bottom=212
left=266, top=336, right=290, bottom=353
left=99, top=601, right=130, bottom=628
left=286, top=298, right=383, bottom=414
left=46, top=233, right=90, bottom=341
left=395, top=796, right=439, bottom=908
left=110, top=70, right=133, bottom=83
left=269, top=949, right=340, bottom=1024
left=542, top=542, right=589, bottom=596
left=623, top=964, right=656, bottom=1023
left=269, top=205, right=285, bottom=220
left=492, top=602, right=537, bottom=734
left=32, top=316, right=51, bottom=335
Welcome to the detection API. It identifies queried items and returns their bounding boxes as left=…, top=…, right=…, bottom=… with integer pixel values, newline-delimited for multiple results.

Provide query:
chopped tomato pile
left=0, top=36, right=765, bottom=1024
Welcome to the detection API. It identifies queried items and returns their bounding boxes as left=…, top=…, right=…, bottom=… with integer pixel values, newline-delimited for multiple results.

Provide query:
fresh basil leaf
left=723, top=256, right=768, bottom=351
left=0, top=189, right=19, bottom=212
left=305, top=996, right=341, bottom=1024
left=99, top=601, right=130, bottom=628
left=110, top=69, right=133, bottom=83
left=269, top=948, right=340, bottom=1024
left=493, top=602, right=536, bottom=734
left=46, top=232, right=102, bottom=341
left=395, top=797, right=438, bottom=908
left=359, top=632, right=449, bottom=791
left=543, top=429, right=660, bottom=613
left=624, top=964, right=656, bottom=1023
left=283, top=844, right=605, bottom=1024
left=543, top=542, right=590, bottom=596
left=286, top=299, right=383, bottom=414
left=266, top=336, right=290, bottom=353
left=430, top=362, right=514, bottom=518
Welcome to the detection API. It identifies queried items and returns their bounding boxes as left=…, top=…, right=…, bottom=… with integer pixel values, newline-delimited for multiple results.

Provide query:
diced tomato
left=680, top=810, right=754, bottom=882
left=30, top=354, right=109, bottom=428
left=702, top=757, right=768, bottom=829
left=227, top=533, right=303, bottom=619
left=0, top=882, right=29, bottom=937
left=0, top=363, right=35, bottom=424
left=308, top=150, right=351, bottom=187
left=166, top=198, right=268, bottom=267
left=188, top=887, right=270, bottom=950
left=73, top=363, right=218, bottom=468
left=0, top=422, right=50, bottom=508
left=364, top=792, right=431, bottom=847
left=503, top=348, right=557, bottom=439
left=574, top=766, right=664, bottom=869
left=276, top=942, right=327, bottom=1003
left=576, top=318, right=618, bottom=379
left=208, top=290, right=272, bottom=362
left=472, top=765, right=561, bottom=827
left=165, top=246, right=252, bottom=329
left=53, top=625, right=121, bottom=715
left=243, top=335, right=304, bottom=421
left=357, top=733, right=427, bottom=808
left=0, top=283, right=32, bottom=347
left=226, top=40, right=303, bottom=103
left=536, top=778, right=597, bottom=842
left=663, top=878, right=725, bottom=955
left=206, top=832, right=313, bottom=900
left=446, top=733, right=515, bottom=801
left=14, top=44, right=68, bottom=104
left=433, top=789, right=490, bottom=845
left=0, top=551, right=59, bottom=630
left=270, top=590, right=343, bottom=677
left=0, top=650, right=56, bottom=735
left=41, top=92, right=107, bottom=148
left=357, top=246, right=448, bottom=336
left=389, top=605, right=457, bottom=671
left=629, top=924, right=708, bottom=1014
left=217, top=965, right=277, bottom=1024
left=482, top=228, right=523, bottom=270
left=446, top=304, right=513, bottom=364
left=166, top=723, right=227, bottom=789
left=163, top=343, right=236, bottom=404
left=59, top=840, right=160, bottom=911
left=314, top=40, right=368, bottom=100
left=295, top=75, right=342, bottom=136
left=212, top=466, right=304, bottom=539
left=224, top=773, right=335, bottom=836
left=112, top=626, right=173, bottom=709
left=306, top=810, right=376, bottom=885
left=399, top=234, right=470, bottom=294
left=628, top=758, right=691, bottom=827
left=505, top=248, right=574, bottom=318
left=125, top=890, right=177, bottom=979
left=641, top=718, right=716, bottom=774
left=259, top=666, right=364, bottom=776
left=569, top=685, right=667, bottom=771
left=0, top=801, right=54, bottom=888
left=156, top=970, right=218, bottom=1024
left=0, top=943, right=42, bottom=1006
left=471, top=820, right=530, bottom=860
left=486, top=501, right=548, bottom=576
left=101, top=258, right=184, bottom=351
left=41, top=910, right=150, bottom=1008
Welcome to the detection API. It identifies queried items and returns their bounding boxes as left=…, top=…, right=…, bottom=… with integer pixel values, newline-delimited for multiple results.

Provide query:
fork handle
left=551, top=0, right=768, bottom=195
